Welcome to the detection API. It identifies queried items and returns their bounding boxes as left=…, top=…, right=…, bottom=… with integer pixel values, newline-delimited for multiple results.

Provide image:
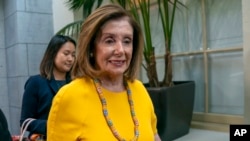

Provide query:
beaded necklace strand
left=93, top=78, right=139, bottom=141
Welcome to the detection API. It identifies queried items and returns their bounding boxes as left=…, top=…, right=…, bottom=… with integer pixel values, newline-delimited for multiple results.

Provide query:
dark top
left=20, top=74, right=71, bottom=136
left=0, top=109, right=12, bottom=141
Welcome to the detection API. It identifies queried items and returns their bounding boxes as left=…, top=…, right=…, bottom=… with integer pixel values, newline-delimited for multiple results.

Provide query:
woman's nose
left=114, top=42, right=124, bottom=54
left=68, top=54, right=74, bottom=61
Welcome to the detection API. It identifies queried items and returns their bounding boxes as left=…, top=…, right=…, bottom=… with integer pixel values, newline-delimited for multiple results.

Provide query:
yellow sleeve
left=47, top=86, right=83, bottom=141
left=151, top=109, right=158, bottom=135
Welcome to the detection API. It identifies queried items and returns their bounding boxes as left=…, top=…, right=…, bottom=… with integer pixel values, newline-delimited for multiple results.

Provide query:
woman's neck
left=99, top=76, right=125, bottom=92
left=53, top=70, right=66, bottom=80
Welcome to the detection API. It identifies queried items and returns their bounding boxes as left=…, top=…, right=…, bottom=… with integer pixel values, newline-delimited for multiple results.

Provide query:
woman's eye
left=105, top=39, right=114, bottom=44
left=123, top=39, right=132, bottom=45
left=64, top=52, right=69, bottom=56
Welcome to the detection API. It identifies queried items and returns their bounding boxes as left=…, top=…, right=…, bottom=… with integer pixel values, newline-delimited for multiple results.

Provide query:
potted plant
left=57, top=0, right=195, bottom=140
left=124, top=1, right=195, bottom=141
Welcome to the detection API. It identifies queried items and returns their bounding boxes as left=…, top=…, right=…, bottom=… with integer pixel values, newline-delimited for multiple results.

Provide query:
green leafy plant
left=56, top=0, right=103, bottom=39
left=57, top=0, right=184, bottom=87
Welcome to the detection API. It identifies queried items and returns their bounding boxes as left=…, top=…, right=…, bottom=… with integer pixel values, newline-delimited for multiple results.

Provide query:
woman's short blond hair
left=71, top=4, right=144, bottom=81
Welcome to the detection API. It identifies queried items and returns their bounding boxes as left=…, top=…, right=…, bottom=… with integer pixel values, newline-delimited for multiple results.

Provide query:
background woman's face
left=54, top=41, right=76, bottom=74
left=95, top=17, right=133, bottom=77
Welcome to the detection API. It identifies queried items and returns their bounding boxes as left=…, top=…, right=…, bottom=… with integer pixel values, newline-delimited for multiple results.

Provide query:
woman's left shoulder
left=128, top=79, right=144, bottom=87
left=127, top=79, right=148, bottom=92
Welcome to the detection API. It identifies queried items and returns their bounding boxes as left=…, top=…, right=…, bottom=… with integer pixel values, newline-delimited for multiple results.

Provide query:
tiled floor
left=173, top=128, right=229, bottom=141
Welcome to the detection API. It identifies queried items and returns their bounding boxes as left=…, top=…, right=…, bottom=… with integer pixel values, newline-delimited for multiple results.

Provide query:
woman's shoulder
left=24, top=74, right=46, bottom=87
left=27, top=74, right=46, bottom=82
left=67, top=77, right=93, bottom=88
left=127, top=79, right=148, bottom=92
left=128, top=79, right=145, bottom=87
left=52, top=77, right=95, bottom=108
left=73, top=77, right=92, bottom=83
left=56, top=77, right=94, bottom=97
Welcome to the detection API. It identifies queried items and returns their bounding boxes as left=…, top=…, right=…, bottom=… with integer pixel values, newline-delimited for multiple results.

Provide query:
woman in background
left=0, top=108, right=12, bottom=141
left=20, top=35, right=76, bottom=139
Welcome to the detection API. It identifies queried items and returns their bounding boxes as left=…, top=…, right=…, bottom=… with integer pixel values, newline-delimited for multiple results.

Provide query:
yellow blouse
left=47, top=77, right=158, bottom=141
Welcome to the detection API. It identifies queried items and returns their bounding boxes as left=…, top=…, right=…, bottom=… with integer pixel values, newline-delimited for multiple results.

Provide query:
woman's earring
left=90, top=53, right=93, bottom=57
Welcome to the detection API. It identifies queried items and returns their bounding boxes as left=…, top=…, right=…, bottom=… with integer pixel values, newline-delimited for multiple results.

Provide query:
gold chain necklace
left=93, top=78, right=139, bottom=141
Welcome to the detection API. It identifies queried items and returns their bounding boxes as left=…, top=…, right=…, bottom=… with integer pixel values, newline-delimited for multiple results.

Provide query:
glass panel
left=171, top=3, right=188, bottom=53
left=149, top=4, right=165, bottom=56
left=149, top=0, right=203, bottom=54
left=173, top=55, right=205, bottom=112
left=208, top=51, right=244, bottom=115
left=136, top=4, right=166, bottom=56
left=140, top=0, right=245, bottom=118
left=172, top=0, right=203, bottom=53
left=206, top=0, right=243, bottom=49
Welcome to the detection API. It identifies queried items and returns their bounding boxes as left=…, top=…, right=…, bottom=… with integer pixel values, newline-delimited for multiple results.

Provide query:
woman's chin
left=106, top=71, right=125, bottom=77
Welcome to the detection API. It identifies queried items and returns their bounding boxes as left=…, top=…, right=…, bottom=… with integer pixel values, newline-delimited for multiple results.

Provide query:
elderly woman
left=47, top=4, right=161, bottom=141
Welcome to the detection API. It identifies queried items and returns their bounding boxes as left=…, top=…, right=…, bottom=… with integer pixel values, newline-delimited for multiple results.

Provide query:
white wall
left=52, top=0, right=74, bottom=33
left=0, top=0, right=10, bottom=124
left=243, top=0, right=250, bottom=123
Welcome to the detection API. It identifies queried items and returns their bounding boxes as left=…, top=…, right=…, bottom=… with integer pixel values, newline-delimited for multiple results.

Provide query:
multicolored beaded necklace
left=93, top=78, right=139, bottom=141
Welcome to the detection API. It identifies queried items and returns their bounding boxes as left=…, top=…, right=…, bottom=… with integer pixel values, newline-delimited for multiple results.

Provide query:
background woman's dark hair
left=40, top=35, right=76, bottom=79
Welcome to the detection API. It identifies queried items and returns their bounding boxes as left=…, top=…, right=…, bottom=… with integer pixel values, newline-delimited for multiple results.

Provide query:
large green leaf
left=66, top=0, right=103, bottom=19
left=56, top=0, right=104, bottom=39
left=56, top=20, right=83, bottom=40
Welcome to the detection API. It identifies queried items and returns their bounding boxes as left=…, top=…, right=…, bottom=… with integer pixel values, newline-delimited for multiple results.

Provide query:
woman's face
left=54, top=41, right=76, bottom=74
left=94, top=17, right=133, bottom=78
